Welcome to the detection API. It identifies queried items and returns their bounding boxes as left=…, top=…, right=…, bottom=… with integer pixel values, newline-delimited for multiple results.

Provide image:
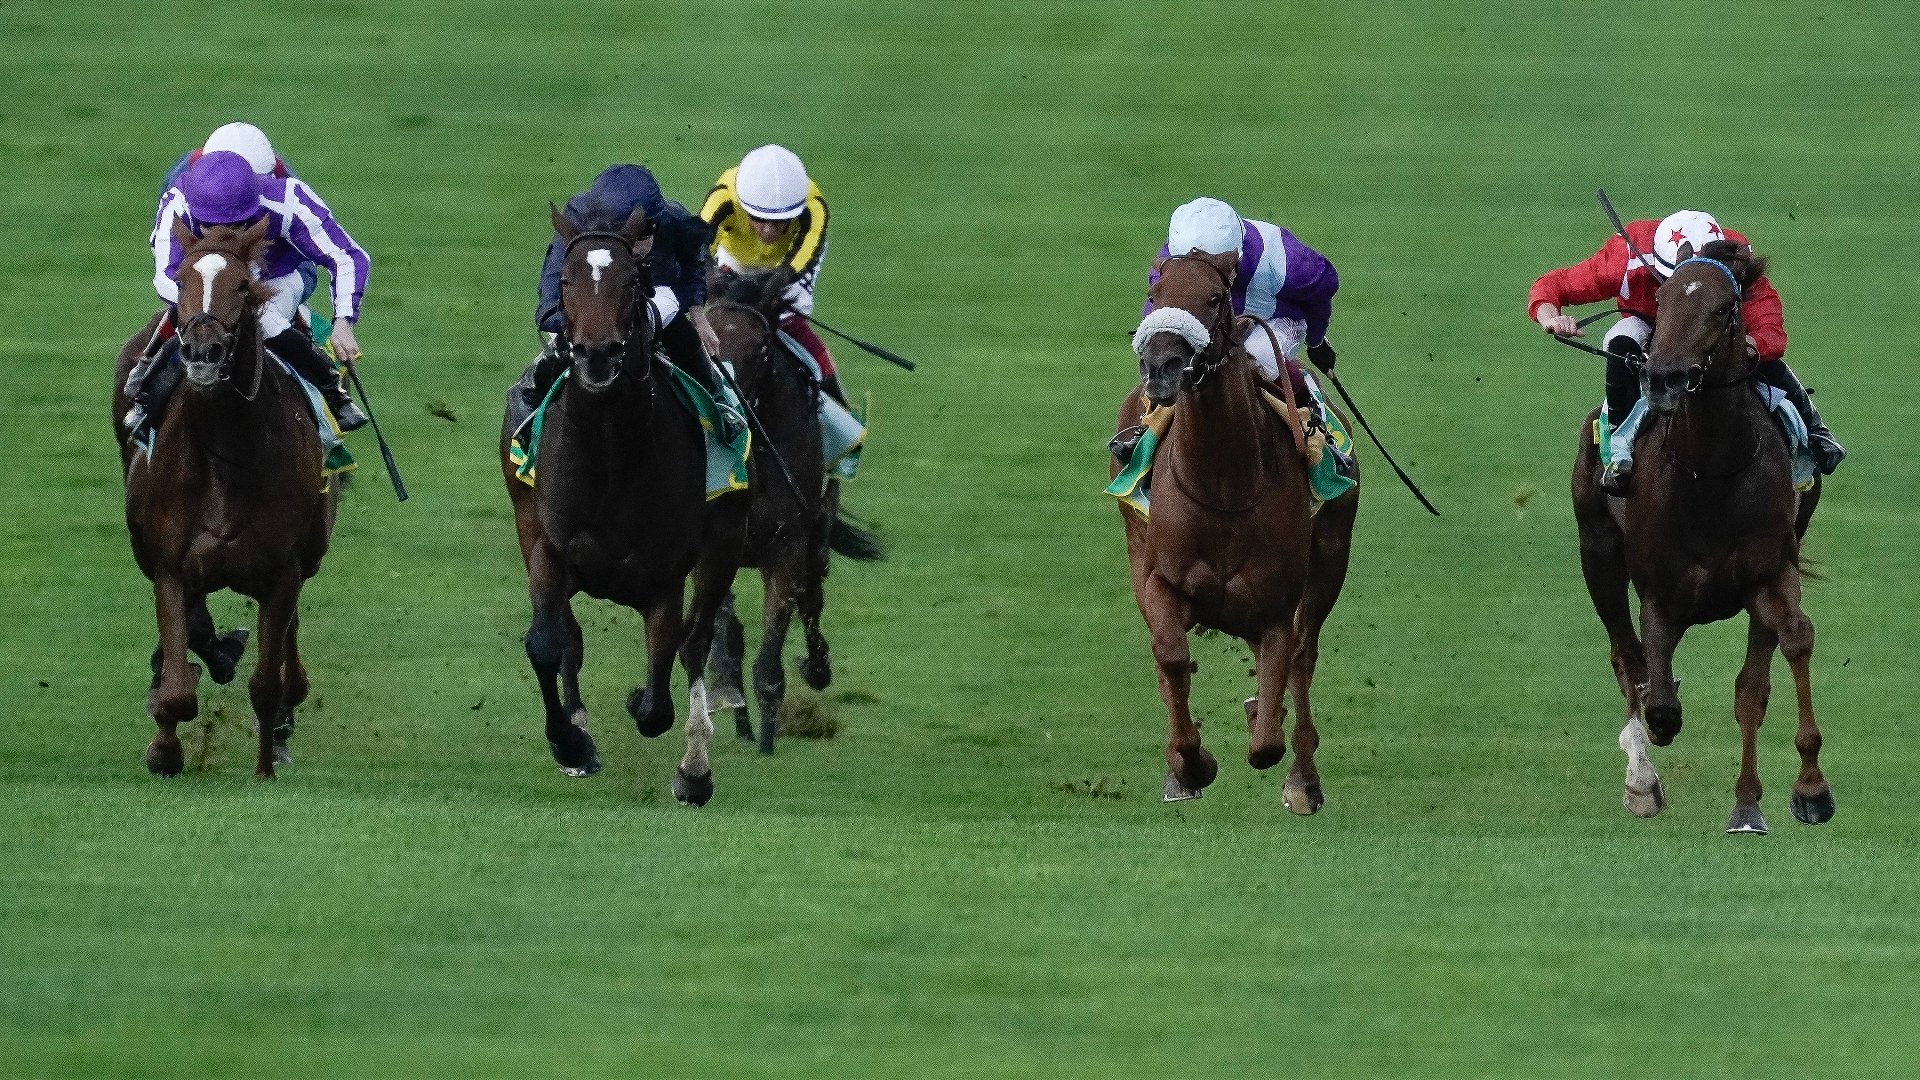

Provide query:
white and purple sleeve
left=1275, top=230, right=1339, bottom=345
left=282, top=179, right=371, bottom=322
left=150, top=188, right=187, bottom=306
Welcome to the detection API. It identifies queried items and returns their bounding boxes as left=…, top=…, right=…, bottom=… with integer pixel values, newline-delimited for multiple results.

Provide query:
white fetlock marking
left=681, top=678, right=712, bottom=776
left=1619, top=712, right=1660, bottom=795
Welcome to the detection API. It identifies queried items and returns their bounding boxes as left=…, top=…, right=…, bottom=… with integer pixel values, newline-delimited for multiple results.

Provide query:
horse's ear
left=619, top=205, right=654, bottom=244
left=171, top=216, right=195, bottom=253
left=1674, top=240, right=1696, bottom=266
left=550, top=202, right=579, bottom=242
left=1731, top=245, right=1769, bottom=290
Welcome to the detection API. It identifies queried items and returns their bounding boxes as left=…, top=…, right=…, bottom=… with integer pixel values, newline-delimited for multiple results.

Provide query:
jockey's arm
left=1529, top=235, right=1626, bottom=336
left=150, top=189, right=187, bottom=307
left=281, top=179, right=370, bottom=329
left=1741, top=274, right=1787, bottom=360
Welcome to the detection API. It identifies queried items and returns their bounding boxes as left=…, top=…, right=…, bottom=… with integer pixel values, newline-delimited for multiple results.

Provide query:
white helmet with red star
left=1652, top=210, right=1724, bottom=277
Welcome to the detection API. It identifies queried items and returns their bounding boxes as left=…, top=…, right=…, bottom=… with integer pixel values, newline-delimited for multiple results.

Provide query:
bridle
left=556, top=230, right=651, bottom=386
left=1654, top=256, right=1753, bottom=395
left=1151, top=254, right=1238, bottom=390
left=178, top=276, right=262, bottom=403
left=705, top=293, right=820, bottom=514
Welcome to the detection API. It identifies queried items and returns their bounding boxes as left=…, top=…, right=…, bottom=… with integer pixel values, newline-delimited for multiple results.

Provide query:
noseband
left=1148, top=254, right=1237, bottom=389
left=178, top=301, right=261, bottom=402
left=557, top=230, right=650, bottom=383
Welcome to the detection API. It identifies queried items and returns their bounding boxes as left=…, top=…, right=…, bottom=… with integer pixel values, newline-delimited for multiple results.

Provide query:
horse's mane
left=1698, top=239, right=1769, bottom=288
left=710, top=266, right=794, bottom=312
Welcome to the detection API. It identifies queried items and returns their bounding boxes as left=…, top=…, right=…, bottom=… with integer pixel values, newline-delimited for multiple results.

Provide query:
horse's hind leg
left=673, top=548, right=741, bottom=804
left=145, top=577, right=200, bottom=777
left=752, top=565, right=798, bottom=755
left=707, top=591, right=750, bottom=729
left=1577, top=487, right=1661, bottom=815
left=795, top=528, right=833, bottom=693
left=186, top=594, right=249, bottom=685
left=1754, top=574, right=1832, bottom=826
left=246, top=576, right=301, bottom=780
left=1279, top=493, right=1355, bottom=815
left=1140, top=577, right=1214, bottom=800
left=1727, top=615, right=1778, bottom=834
left=261, top=610, right=307, bottom=767
left=527, top=543, right=598, bottom=777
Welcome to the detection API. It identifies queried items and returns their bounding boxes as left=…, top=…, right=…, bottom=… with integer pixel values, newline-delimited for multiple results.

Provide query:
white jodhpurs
left=1240, top=316, right=1307, bottom=381
left=257, top=272, right=308, bottom=339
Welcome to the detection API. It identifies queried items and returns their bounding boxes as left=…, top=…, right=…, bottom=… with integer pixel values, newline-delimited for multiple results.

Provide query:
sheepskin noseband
left=1132, top=306, right=1211, bottom=359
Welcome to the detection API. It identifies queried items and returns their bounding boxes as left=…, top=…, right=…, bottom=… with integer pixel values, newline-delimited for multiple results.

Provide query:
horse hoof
left=1248, top=743, right=1286, bottom=771
left=795, top=655, right=832, bottom=692
left=1645, top=704, right=1683, bottom=747
left=1791, top=788, right=1835, bottom=826
left=627, top=687, right=672, bottom=738
left=1162, top=771, right=1204, bottom=802
left=1726, top=804, right=1769, bottom=835
left=207, top=628, right=250, bottom=685
left=144, top=739, right=184, bottom=777
left=1166, top=747, right=1218, bottom=792
left=733, top=709, right=755, bottom=741
left=710, top=684, right=748, bottom=711
left=272, top=742, right=293, bottom=767
left=1282, top=778, right=1324, bottom=816
left=548, top=710, right=601, bottom=777
left=673, top=767, right=714, bottom=807
left=1623, top=779, right=1667, bottom=818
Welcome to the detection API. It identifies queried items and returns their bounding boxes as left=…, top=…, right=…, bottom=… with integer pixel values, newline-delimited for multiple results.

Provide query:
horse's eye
left=1209, top=292, right=1224, bottom=307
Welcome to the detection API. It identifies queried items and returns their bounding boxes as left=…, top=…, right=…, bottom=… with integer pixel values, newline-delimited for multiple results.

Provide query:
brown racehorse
left=1117, top=252, right=1359, bottom=809
left=114, top=218, right=339, bottom=778
left=701, top=269, right=881, bottom=753
left=1573, top=239, right=1829, bottom=834
left=500, top=206, right=746, bottom=805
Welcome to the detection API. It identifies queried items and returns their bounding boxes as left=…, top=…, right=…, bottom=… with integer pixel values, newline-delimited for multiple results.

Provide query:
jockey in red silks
left=1530, top=210, right=1843, bottom=493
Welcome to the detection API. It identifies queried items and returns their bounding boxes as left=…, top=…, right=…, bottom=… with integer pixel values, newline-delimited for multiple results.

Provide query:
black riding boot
left=267, top=328, right=368, bottom=431
left=660, top=318, right=743, bottom=439
left=516, top=337, right=568, bottom=415
left=1600, top=340, right=1646, bottom=495
left=122, top=337, right=181, bottom=433
left=1756, top=361, right=1845, bottom=474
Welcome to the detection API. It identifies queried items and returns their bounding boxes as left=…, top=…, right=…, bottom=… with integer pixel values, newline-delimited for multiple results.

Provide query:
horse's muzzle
left=1641, top=363, right=1703, bottom=414
left=572, top=346, right=622, bottom=393
left=1140, top=343, right=1189, bottom=407
left=181, top=342, right=226, bottom=387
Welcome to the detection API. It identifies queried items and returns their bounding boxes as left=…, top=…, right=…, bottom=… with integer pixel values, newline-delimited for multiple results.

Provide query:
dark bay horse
left=114, top=218, right=338, bottom=778
left=702, top=269, right=880, bottom=753
left=500, top=206, right=746, bottom=805
left=1117, top=252, right=1359, bottom=809
left=1573, top=240, right=1828, bottom=834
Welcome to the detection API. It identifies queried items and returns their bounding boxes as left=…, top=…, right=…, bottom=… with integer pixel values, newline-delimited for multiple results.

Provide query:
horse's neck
left=1674, top=366, right=1763, bottom=473
left=560, top=370, right=658, bottom=470
left=1169, top=352, right=1272, bottom=500
left=178, top=338, right=279, bottom=467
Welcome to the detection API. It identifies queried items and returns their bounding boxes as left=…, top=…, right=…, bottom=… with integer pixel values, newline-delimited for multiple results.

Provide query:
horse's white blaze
left=192, top=253, right=227, bottom=312
left=1685, top=280, right=1701, bottom=295
left=1619, top=712, right=1659, bottom=794
left=586, top=247, right=612, bottom=293
left=682, top=678, right=712, bottom=775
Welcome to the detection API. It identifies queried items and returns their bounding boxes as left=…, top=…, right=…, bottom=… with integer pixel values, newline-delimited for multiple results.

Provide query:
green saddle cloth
left=1103, top=379, right=1355, bottom=518
left=509, top=362, right=750, bottom=499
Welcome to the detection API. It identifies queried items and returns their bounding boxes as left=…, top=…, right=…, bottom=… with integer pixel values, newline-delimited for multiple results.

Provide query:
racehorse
left=114, top=217, right=338, bottom=778
left=500, top=205, right=746, bottom=805
left=701, top=269, right=882, bottom=753
left=1117, top=252, right=1360, bottom=809
left=1572, top=239, right=1830, bottom=834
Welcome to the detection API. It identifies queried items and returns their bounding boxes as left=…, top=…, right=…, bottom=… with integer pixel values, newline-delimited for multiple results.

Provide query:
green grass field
left=4, top=2, right=1919, bottom=1076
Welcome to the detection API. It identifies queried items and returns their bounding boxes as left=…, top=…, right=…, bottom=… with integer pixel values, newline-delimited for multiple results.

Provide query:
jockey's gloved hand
left=1308, top=339, right=1337, bottom=372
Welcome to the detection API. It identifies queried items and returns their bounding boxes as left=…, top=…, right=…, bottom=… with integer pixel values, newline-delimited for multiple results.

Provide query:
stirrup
left=1810, top=430, right=1846, bottom=474
left=1600, top=460, right=1633, bottom=497
left=1109, top=425, right=1146, bottom=463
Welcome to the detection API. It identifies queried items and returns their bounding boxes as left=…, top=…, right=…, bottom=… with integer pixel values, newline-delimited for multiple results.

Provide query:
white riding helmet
left=1651, top=210, right=1724, bottom=277
left=204, top=122, right=278, bottom=176
left=1167, top=197, right=1244, bottom=256
left=736, top=144, right=810, bottom=221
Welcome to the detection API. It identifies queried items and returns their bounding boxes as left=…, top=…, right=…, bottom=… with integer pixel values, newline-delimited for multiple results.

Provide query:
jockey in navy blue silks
left=521, top=164, right=725, bottom=413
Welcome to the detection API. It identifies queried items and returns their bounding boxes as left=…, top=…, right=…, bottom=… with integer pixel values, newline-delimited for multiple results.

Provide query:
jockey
left=1531, top=209, right=1844, bottom=493
left=1146, top=197, right=1341, bottom=383
left=522, top=163, right=725, bottom=408
left=698, top=144, right=846, bottom=404
left=134, top=148, right=370, bottom=432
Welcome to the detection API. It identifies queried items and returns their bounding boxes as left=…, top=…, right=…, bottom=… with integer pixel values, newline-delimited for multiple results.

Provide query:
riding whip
left=329, top=343, right=409, bottom=502
left=805, top=315, right=918, bottom=371
left=1317, top=366, right=1441, bottom=516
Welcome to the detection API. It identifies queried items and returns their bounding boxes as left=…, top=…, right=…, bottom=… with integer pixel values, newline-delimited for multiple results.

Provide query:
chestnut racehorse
left=500, top=206, right=746, bottom=805
left=114, top=218, right=338, bottom=778
left=1572, top=239, right=1829, bottom=834
left=1117, top=252, right=1359, bottom=809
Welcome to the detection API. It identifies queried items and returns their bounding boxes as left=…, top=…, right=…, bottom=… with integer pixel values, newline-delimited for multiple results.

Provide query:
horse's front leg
left=1575, top=498, right=1659, bottom=815
left=1727, top=614, right=1778, bottom=834
left=145, top=576, right=200, bottom=777
left=752, top=567, right=797, bottom=756
left=1247, top=623, right=1295, bottom=773
left=1140, top=576, right=1213, bottom=800
left=628, top=587, right=684, bottom=741
left=247, top=574, right=301, bottom=780
left=526, top=542, right=598, bottom=777
left=673, top=545, right=742, bottom=803
left=1754, top=574, right=1832, bottom=826
left=1638, top=601, right=1687, bottom=747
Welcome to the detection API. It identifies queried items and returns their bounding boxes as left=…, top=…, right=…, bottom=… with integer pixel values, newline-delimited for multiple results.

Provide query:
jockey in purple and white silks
left=1144, top=197, right=1341, bottom=381
left=134, top=146, right=371, bottom=432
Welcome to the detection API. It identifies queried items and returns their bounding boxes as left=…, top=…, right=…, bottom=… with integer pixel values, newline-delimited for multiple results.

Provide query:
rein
left=1659, top=257, right=1764, bottom=481
left=1155, top=254, right=1237, bottom=390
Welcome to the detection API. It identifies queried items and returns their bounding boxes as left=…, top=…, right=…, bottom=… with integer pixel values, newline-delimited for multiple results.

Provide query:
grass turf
left=3, top=1, right=1919, bottom=1075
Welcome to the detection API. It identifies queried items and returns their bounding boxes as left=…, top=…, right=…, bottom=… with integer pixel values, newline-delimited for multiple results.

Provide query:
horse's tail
left=829, top=514, right=886, bottom=561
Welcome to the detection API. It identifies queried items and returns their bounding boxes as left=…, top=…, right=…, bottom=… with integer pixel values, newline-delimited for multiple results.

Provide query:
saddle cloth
left=1597, top=384, right=1815, bottom=492
left=132, top=350, right=355, bottom=486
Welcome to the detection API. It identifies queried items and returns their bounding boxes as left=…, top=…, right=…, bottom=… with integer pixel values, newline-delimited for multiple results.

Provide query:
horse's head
left=704, top=267, right=791, bottom=375
left=171, top=216, right=272, bottom=388
left=551, top=203, right=655, bottom=393
left=1644, top=239, right=1766, bottom=415
left=1134, top=252, right=1236, bottom=407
